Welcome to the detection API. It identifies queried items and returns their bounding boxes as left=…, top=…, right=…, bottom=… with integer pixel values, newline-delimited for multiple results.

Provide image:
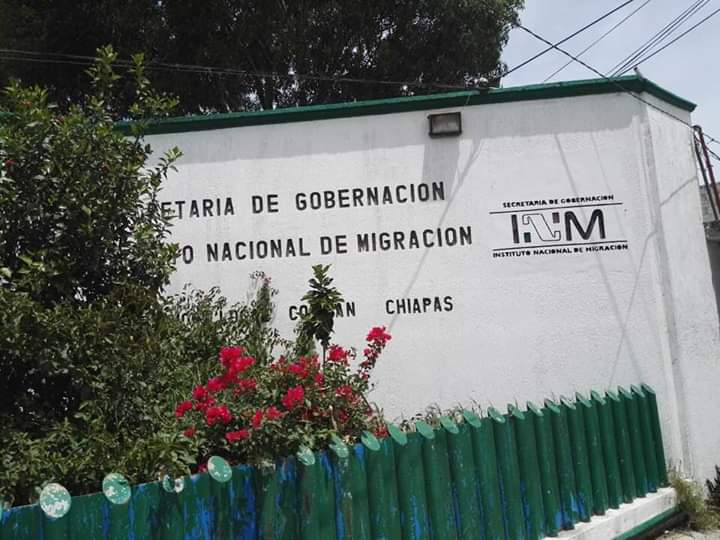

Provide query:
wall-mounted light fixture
left=428, top=111, right=462, bottom=137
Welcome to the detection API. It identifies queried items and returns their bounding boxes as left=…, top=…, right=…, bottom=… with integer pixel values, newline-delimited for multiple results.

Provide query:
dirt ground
left=662, top=530, right=720, bottom=539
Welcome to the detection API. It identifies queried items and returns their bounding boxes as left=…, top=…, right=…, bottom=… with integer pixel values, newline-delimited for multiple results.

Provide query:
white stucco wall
left=146, top=87, right=720, bottom=481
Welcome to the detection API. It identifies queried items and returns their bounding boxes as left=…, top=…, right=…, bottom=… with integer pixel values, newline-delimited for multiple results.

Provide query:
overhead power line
left=504, top=0, right=638, bottom=77
left=543, top=0, right=654, bottom=83
left=616, top=6, right=720, bottom=75
left=608, top=0, right=710, bottom=76
left=0, top=48, right=472, bottom=91
left=517, top=23, right=720, bottom=149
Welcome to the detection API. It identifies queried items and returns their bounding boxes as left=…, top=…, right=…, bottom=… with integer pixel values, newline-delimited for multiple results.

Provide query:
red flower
left=374, top=424, right=389, bottom=438
left=183, top=426, right=196, bottom=438
left=194, top=396, right=215, bottom=412
left=192, top=385, right=209, bottom=401
left=198, top=461, right=208, bottom=473
left=219, top=346, right=244, bottom=367
left=237, top=378, right=257, bottom=392
left=335, top=385, right=355, bottom=400
left=225, top=429, right=250, bottom=443
left=327, top=345, right=349, bottom=364
left=266, top=406, right=283, bottom=421
left=314, top=372, right=325, bottom=386
left=281, top=385, right=305, bottom=410
left=288, top=362, right=308, bottom=378
left=337, top=410, right=350, bottom=424
left=233, top=356, right=255, bottom=373
left=221, top=371, right=238, bottom=387
left=207, top=377, right=226, bottom=393
left=175, top=400, right=193, bottom=418
left=251, top=409, right=264, bottom=429
left=366, top=326, right=391, bottom=344
left=206, top=405, right=233, bottom=426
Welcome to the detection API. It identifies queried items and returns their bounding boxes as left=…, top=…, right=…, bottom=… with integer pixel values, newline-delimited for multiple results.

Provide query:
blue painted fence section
left=1, top=384, right=668, bottom=539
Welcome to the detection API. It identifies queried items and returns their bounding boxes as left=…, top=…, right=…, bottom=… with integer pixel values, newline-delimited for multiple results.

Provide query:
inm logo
left=511, top=209, right=606, bottom=244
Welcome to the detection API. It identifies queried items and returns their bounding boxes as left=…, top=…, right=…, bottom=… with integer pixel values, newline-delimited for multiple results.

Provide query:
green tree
left=0, top=46, right=179, bottom=306
left=0, top=0, right=524, bottom=113
left=295, top=264, right=344, bottom=360
left=0, top=49, right=283, bottom=507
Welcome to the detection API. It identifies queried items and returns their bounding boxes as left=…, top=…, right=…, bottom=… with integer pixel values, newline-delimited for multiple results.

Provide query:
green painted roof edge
left=114, top=75, right=695, bottom=136
left=613, top=506, right=680, bottom=540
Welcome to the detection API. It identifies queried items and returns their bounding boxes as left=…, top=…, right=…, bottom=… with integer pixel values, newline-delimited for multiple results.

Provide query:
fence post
left=527, top=401, right=561, bottom=537
left=576, top=392, right=608, bottom=516
left=561, top=396, right=592, bottom=522
left=632, top=385, right=659, bottom=493
left=509, top=404, right=545, bottom=540
left=298, top=452, right=320, bottom=540
left=544, top=399, right=577, bottom=530
left=465, top=410, right=505, bottom=540
left=395, top=430, right=431, bottom=540
left=619, top=386, right=649, bottom=497
left=607, top=390, right=636, bottom=503
left=591, top=391, right=622, bottom=510
left=490, top=407, right=526, bottom=540
left=445, top=416, right=482, bottom=540
left=367, top=432, right=402, bottom=540
left=641, top=384, right=668, bottom=486
left=417, top=420, right=458, bottom=540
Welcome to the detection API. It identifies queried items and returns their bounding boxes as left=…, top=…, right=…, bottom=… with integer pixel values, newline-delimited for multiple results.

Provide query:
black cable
left=504, top=0, right=638, bottom=77
left=608, top=0, right=710, bottom=76
left=609, top=0, right=708, bottom=75
left=518, top=24, right=720, bottom=147
left=543, top=0, right=654, bottom=83
left=617, top=6, right=720, bottom=75
left=0, top=48, right=470, bottom=91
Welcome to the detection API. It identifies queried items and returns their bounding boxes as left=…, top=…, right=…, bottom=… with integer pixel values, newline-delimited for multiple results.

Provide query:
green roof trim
left=115, top=74, right=695, bottom=136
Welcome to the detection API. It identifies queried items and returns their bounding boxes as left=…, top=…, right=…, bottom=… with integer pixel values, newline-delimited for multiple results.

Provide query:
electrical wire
left=543, top=0, right=654, bottom=83
left=608, top=0, right=710, bottom=76
left=504, top=0, right=638, bottom=77
left=517, top=23, right=720, bottom=148
left=0, top=48, right=471, bottom=91
left=3, top=25, right=720, bottom=150
left=0, top=1, right=638, bottom=88
left=616, top=6, right=720, bottom=75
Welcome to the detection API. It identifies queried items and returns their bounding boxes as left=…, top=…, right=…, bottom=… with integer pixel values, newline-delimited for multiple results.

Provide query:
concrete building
left=138, top=75, right=720, bottom=483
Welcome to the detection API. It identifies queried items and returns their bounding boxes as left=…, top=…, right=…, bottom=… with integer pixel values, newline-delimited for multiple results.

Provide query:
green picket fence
left=1, top=384, right=668, bottom=539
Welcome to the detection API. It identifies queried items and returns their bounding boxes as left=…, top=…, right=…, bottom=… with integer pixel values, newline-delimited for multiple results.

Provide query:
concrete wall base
left=557, top=487, right=678, bottom=540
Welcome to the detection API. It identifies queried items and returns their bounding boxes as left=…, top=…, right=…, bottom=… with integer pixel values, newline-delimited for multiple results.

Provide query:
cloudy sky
left=500, top=0, right=720, bottom=147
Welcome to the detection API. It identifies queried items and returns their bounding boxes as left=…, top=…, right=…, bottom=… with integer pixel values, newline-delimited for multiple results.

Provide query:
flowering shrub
left=176, top=326, right=392, bottom=467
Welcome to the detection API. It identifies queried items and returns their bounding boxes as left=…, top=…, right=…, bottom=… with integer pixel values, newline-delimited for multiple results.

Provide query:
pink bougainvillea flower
left=175, top=400, right=193, bottom=418
left=327, top=345, right=349, bottom=364
left=366, top=326, right=391, bottom=344
left=207, top=377, right=226, bottom=393
left=192, top=385, right=209, bottom=401
left=219, top=346, right=244, bottom=367
left=237, top=378, right=257, bottom=392
left=335, top=385, right=355, bottom=400
left=206, top=405, right=233, bottom=426
left=194, top=396, right=215, bottom=413
left=266, top=406, right=284, bottom=421
left=231, top=356, right=255, bottom=374
left=225, top=429, right=250, bottom=443
left=281, top=385, right=305, bottom=410
left=288, top=362, right=308, bottom=378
